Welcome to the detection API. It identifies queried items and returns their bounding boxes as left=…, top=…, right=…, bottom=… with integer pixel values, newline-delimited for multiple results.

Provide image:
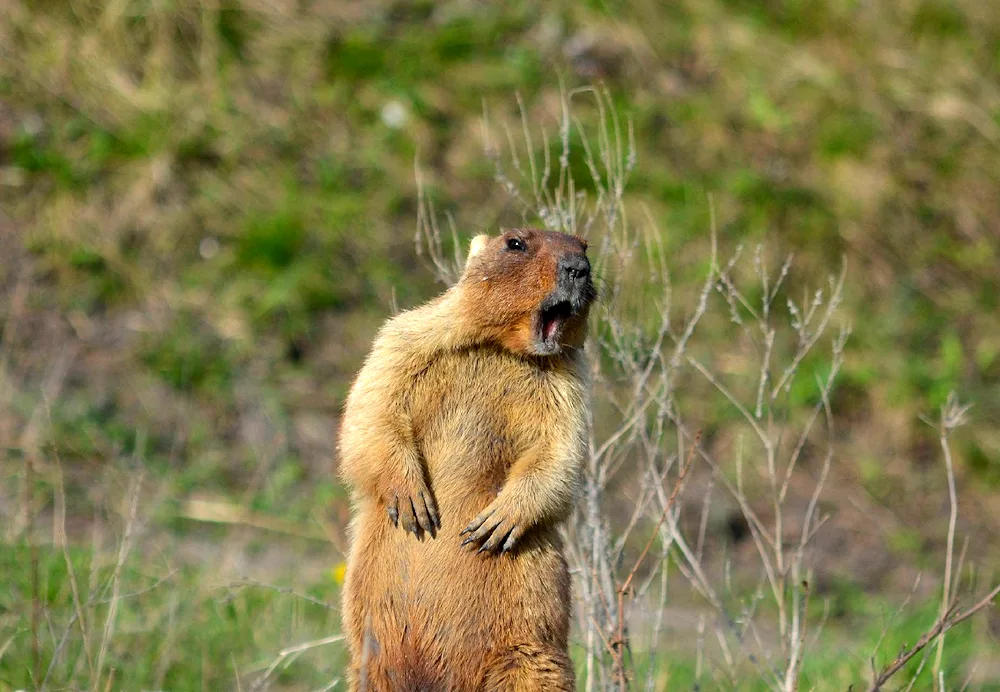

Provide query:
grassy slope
left=1, top=0, right=999, bottom=688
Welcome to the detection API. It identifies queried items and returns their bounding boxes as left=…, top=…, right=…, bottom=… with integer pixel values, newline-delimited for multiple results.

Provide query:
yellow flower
left=331, top=562, right=347, bottom=585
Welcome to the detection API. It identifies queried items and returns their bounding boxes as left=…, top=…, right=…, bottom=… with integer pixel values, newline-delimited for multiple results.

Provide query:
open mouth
left=537, top=300, right=573, bottom=350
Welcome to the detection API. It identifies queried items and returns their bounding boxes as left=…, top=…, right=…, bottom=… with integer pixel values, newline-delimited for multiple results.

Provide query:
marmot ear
left=467, top=234, right=490, bottom=263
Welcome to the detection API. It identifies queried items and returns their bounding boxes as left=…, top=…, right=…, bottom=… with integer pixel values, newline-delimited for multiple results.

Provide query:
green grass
left=0, top=541, right=344, bottom=690
left=0, top=537, right=987, bottom=690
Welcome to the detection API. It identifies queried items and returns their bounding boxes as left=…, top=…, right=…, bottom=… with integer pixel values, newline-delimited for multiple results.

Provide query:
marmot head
left=458, top=229, right=595, bottom=357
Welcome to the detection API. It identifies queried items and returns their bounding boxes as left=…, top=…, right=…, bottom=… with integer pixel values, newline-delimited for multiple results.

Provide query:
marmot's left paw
left=460, top=504, right=525, bottom=554
left=387, top=482, right=440, bottom=538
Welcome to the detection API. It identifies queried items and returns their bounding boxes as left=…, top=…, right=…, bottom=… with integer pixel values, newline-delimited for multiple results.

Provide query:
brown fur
left=339, top=230, right=593, bottom=691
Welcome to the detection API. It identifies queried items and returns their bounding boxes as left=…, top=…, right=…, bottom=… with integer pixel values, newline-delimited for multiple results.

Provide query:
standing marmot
left=338, top=229, right=595, bottom=691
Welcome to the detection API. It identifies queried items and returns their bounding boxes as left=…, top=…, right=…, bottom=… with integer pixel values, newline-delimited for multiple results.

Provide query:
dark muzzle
left=556, top=252, right=593, bottom=312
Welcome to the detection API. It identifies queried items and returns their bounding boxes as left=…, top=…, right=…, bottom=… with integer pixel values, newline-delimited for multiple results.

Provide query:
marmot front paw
left=387, top=483, right=440, bottom=538
left=460, top=502, right=526, bottom=554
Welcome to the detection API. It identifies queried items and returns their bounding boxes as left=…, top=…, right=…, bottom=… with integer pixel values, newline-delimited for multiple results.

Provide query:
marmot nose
left=558, top=253, right=591, bottom=282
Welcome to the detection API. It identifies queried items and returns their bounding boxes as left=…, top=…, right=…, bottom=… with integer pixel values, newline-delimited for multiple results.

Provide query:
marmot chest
left=409, top=350, right=570, bottom=490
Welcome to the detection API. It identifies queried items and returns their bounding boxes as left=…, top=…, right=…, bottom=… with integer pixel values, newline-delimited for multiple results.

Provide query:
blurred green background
left=1, top=0, right=999, bottom=689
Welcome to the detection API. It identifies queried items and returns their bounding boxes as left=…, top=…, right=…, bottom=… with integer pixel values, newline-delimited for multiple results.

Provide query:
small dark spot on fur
left=364, top=629, right=381, bottom=658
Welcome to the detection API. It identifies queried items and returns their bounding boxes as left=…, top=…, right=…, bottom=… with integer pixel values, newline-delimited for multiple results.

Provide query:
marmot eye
left=506, top=237, right=526, bottom=252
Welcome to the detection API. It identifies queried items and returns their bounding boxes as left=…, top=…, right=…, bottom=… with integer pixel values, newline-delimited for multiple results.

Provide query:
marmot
left=338, top=229, right=595, bottom=691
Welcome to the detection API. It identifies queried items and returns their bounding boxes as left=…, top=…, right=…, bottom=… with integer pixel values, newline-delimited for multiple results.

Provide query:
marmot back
left=339, top=229, right=595, bottom=691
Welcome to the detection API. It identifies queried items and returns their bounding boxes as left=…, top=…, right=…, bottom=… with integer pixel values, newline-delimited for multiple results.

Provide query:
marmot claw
left=389, top=488, right=440, bottom=538
left=460, top=507, right=524, bottom=554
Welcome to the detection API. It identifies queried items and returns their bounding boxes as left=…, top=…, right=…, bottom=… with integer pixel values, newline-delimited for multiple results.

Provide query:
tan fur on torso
left=345, top=344, right=584, bottom=688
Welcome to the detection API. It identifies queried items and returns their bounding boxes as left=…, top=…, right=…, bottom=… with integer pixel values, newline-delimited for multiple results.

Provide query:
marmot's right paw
left=387, top=485, right=440, bottom=538
left=459, top=503, right=525, bottom=554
